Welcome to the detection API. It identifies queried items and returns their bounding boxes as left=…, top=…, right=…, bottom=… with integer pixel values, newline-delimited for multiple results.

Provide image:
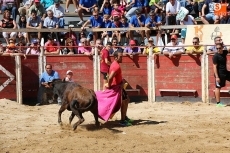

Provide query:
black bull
left=50, top=79, right=99, bottom=131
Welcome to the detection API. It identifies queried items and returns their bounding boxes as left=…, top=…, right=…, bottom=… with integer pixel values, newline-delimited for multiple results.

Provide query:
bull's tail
left=70, top=99, right=94, bottom=111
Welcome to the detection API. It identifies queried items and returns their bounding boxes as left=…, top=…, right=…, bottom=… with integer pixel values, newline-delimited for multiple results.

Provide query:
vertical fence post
left=147, top=47, right=155, bottom=102
left=205, top=46, right=210, bottom=103
left=201, top=45, right=206, bottom=102
left=39, top=46, right=46, bottom=83
left=15, top=56, right=22, bottom=104
left=94, top=47, right=100, bottom=91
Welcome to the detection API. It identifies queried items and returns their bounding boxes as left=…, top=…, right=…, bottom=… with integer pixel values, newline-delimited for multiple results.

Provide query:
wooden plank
left=159, top=89, right=196, bottom=92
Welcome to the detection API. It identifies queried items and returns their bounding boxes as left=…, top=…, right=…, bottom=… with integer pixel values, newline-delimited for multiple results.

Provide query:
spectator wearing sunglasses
left=186, top=37, right=204, bottom=55
left=81, top=10, right=103, bottom=43
left=26, top=38, right=41, bottom=55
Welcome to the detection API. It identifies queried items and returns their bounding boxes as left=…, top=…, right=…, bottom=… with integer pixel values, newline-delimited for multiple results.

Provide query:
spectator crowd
left=0, top=0, right=229, bottom=57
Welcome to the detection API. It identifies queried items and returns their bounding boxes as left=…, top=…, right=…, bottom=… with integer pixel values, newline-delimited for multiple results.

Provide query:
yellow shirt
left=144, top=46, right=161, bottom=54
left=186, top=46, right=204, bottom=53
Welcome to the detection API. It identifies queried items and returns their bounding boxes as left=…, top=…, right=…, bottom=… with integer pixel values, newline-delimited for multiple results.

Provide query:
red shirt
left=45, top=42, right=59, bottom=52
left=109, top=60, right=122, bottom=86
left=100, top=48, right=111, bottom=73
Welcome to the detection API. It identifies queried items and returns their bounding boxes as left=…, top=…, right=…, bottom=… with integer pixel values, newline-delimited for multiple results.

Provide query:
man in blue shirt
left=77, top=0, right=97, bottom=26
left=81, top=10, right=103, bottom=43
left=36, top=64, right=60, bottom=106
left=129, top=9, right=145, bottom=44
left=145, top=11, right=162, bottom=39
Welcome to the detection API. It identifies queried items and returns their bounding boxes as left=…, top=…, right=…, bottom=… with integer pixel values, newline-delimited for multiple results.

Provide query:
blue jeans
left=125, top=7, right=140, bottom=21
left=58, top=18, right=65, bottom=28
left=1, top=6, right=17, bottom=21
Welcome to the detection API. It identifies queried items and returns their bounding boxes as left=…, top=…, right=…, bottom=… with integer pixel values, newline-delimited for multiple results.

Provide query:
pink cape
left=95, top=85, right=122, bottom=121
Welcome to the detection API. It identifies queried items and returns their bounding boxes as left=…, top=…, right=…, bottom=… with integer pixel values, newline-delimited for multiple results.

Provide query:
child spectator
left=111, top=2, right=124, bottom=20
left=18, top=15, right=28, bottom=44
left=100, top=0, right=112, bottom=16
left=101, top=14, right=112, bottom=43
left=63, top=70, right=74, bottom=82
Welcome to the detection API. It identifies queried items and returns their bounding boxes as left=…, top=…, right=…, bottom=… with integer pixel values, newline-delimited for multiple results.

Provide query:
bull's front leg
left=58, top=103, right=68, bottom=125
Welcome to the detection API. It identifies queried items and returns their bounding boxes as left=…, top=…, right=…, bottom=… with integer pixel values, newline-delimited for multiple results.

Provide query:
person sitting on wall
left=44, top=34, right=60, bottom=55
left=163, top=34, right=184, bottom=58
left=36, top=64, right=60, bottom=106
left=123, top=39, right=141, bottom=59
left=207, top=36, right=228, bottom=55
left=186, top=37, right=204, bottom=55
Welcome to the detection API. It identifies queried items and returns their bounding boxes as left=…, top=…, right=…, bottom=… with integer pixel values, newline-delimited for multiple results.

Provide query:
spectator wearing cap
left=62, top=38, right=77, bottom=55
left=63, top=70, right=74, bottom=82
left=163, top=34, right=184, bottom=58
left=26, top=10, right=42, bottom=43
left=145, top=11, right=162, bottom=39
left=165, top=0, right=181, bottom=25
left=201, top=0, right=220, bottom=24
left=26, top=38, right=41, bottom=55
left=100, top=0, right=112, bottom=16
left=78, top=38, right=92, bottom=55
left=1, top=0, right=18, bottom=21
left=28, top=0, right=46, bottom=20
left=81, top=10, right=103, bottom=43
left=77, top=0, right=97, bottom=26
left=180, top=13, right=197, bottom=44
left=143, top=38, right=161, bottom=55
left=0, top=10, right=17, bottom=45
left=18, top=0, right=34, bottom=16
left=123, top=39, right=141, bottom=58
left=125, top=0, right=143, bottom=21
left=44, top=35, right=60, bottom=55
left=40, top=0, right=55, bottom=10
left=129, top=9, right=146, bottom=44
left=46, top=0, right=65, bottom=28
left=186, top=37, right=204, bottom=55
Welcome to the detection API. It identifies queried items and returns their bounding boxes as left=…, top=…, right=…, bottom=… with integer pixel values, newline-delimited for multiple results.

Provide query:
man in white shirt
left=165, top=0, right=181, bottom=25
left=163, top=34, right=184, bottom=58
left=46, top=0, right=65, bottom=28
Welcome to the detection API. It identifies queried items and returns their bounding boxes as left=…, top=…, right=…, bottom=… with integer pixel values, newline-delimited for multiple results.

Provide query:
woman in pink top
left=26, top=38, right=41, bottom=55
left=78, top=38, right=92, bottom=55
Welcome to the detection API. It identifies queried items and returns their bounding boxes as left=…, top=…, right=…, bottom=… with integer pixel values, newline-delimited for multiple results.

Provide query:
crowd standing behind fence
left=0, top=0, right=230, bottom=54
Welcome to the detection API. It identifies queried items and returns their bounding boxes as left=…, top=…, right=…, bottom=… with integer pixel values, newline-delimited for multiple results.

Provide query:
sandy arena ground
left=1, top=99, right=230, bottom=153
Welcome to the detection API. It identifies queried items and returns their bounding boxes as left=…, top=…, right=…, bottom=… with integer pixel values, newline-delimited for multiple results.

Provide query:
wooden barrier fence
left=1, top=51, right=230, bottom=104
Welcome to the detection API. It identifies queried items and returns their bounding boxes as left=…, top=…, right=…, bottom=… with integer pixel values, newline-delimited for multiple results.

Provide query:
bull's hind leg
left=70, top=100, right=85, bottom=131
left=90, top=105, right=100, bottom=127
left=69, top=112, right=75, bottom=124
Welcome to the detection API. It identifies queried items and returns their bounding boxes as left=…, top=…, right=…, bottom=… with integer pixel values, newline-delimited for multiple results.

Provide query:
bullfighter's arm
left=105, top=71, right=116, bottom=88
